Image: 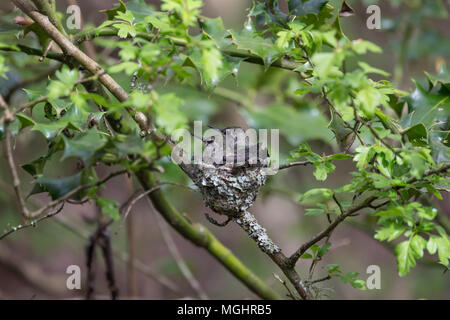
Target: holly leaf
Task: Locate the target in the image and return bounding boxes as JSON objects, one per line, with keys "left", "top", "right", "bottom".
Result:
{"left": 401, "top": 81, "right": 450, "bottom": 129}
{"left": 198, "top": 16, "right": 231, "bottom": 49}
{"left": 101, "top": 0, "right": 127, "bottom": 20}
{"left": 62, "top": 129, "right": 108, "bottom": 165}
{"left": 229, "top": 28, "right": 284, "bottom": 68}
{"left": 32, "top": 172, "right": 83, "bottom": 200}
{"left": 288, "top": 0, "right": 329, "bottom": 17}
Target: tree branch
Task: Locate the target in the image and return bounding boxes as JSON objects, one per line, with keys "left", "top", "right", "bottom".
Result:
{"left": 288, "top": 163, "right": 450, "bottom": 266}
{"left": 1, "top": 95, "right": 29, "bottom": 218}
{"left": 74, "top": 28, "right": 304, "bottom": 72}
{"left": 135, "top": 169, "right": 282, "bottom": 300}
{"left": 9, "top": 0, "right": 282, "bottom": 299}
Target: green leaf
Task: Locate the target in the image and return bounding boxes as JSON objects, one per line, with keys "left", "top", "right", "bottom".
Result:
{"left": 161, "top": 0, "right": 203, "bottom": 26}
{"left": 288, "top": 0, "right": 328, "bottom": 17}
{"left": 97, "top": 196, "right": 120, "bottom": 220}
{"left": 62, "top": 129, "right": 108, "bottom": 165}
{"left": 185, "top": 48, "right": 243, "bottom": 89}
{"left": 435, "top": 236, "right": 450, "bottom": 266}
{"left": 339, "top": 272, "right": 366, "bottom": 290}
{"left": 33, "top": 172, "right": 83, "bottom": 200}
{"left": 305, "top": 208, "right": 325, "bottom": 216}
{"left": 427, "top": 235, "right": 439, "bottom": 255}
{"left": 395, "top": 235, "right": 427, "bottom": 277}
{"left": 199, "top": 16, "right": 231, "bottom": 49}
{"left": 22, "top": 156, "right": 48, "bottom": 177}
{"left": 358, "top": 62, "right": 390, "bottom": 77}
{"left": 201, "top": 47, "right": 223, "bottom": 87}
{"left": 114, "top": 23, "right": 137, "bottom": 38}
{"left": 401, "top": 81, "right": 450, "bottom": 129}
{"left": 326, "top": 153, "right": 353, "bottom": 161}
{"left": 152, "top": 93, "right": 187, "bottom": 134}
{"left": 275, "top": 30, "right": 294, "bottom": 49}
{"left": 101, "top": 0, "right": 126, "bottom": 20}
{"left": 48, "top": 66, "right": 79, "bottom": 100}
{"left": 313, "top": 160, "right": 335, "bottom": 181}
{"left": 355, "top": 86, "right": 387, "bottom": 119}
{"left": 299, "top": 188, "right": 333, "bottom": 205}
{"left": 352, "top": 39, "right": 382, "bottom": 54}
{"left": 326, "top": 264, "right": 341, "bottom": 275}
{"left": 354, "top": 145, "right": 374, "bottom": 170}
{"left": 318, "top": 242, "right": 331, "bottom": 257}
{"left": 229, "top": 28, "right": 284, "bottom": 68}
{"left": 402, "top": 123, "right": 428, "bottom": 147}
{"left": 109, "top": 61, "right": 140, "bottom": 75}
{"left": 32, "top": 121, "right": 71, "bottom": 140}
{"left": 375, "top": 223, "right": 406, "bottom": 242}
{"left": 115, "top": 10, "right": 135, "bottom": 24}
{"left": 311, "top": 52, "right": 336, "bottom": 79}
{"left": 425, "top": 65, "right": 450, "bottom": 90}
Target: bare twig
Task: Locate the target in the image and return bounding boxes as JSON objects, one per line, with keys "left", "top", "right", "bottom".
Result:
{"left": 1, "top": 95, "right": 30, "bottom": 218}
{"left": 124, "top": 176, "right": 137, "bottom": 297}
{"left": 273, "top": 273, "right": 296, "bottom": 300}
{"left": 39, "top": 39, "right": 54, "bottom": 62}
{"left": 0, "top": 169, "right": 127, "bottom": 241}
{"left": 98, "top": 226, "right": 119, "bottom": 300}
{"left": 305, "top": 275, "right": 331, "bottom": 286}
{"left": 85, "top": 229, "right": 97, "bottom": 300}
{"left": 0, "top": 203, "right": 63, "bottom": 240}
{"left": 147, "top": 198, "right": 209, "bottom": 300}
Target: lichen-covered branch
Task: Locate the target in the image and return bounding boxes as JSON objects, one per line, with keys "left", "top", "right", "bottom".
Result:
{"left": 135, "top": 169, "right": 282, "bottom": 300}
{"left": 234, "top": 211, "right": 280, "bottom": 254}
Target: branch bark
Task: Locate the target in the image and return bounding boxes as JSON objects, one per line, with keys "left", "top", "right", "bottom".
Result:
{"left": 10, "top": 0, "right": 282, "bottom": 300}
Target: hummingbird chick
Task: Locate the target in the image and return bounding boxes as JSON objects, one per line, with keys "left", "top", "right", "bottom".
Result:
{"left": 180, "top": 125, "right": 270, "bottom": 218}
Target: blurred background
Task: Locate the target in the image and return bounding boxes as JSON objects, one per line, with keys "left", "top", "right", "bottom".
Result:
{"left": 0, "top": 0, "right": 449, "bottom": 299}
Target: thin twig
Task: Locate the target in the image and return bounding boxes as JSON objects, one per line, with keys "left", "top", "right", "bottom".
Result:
{"left": 273, "top": 273, "right": 296, "bottom": 300}
{"left": 39, "top": 39, "right": 54, "bottom": 62}
{"left": 1, "top": 95, "right": 29, "bottom": 218}
{"left": 98, "top": 226, "right": 119, "bottom": 300}
{"left": 305, "top": 275, "right": 331, "bottom": 286}
{"left": 147, "top": 197, "right": 209, "bottom": 300}
{"left": 0, "top": 203, "right": 64, "bottom": 240}
{"left": 0, "top": 169, "right": 128, "bottom": 241}
{"left": 288, "top": 164, "right": 450, "bottom": 266}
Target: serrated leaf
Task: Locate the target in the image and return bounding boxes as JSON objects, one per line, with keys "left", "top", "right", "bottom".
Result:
{"left": 229, "top": 29, "right": 283, "bottom": 68}
{"left": 400, "top": 81, "right": 450, "bottom": 129}
{"left": 101, "top": 0, "right": 127, "bottom": 20}
{"left": 33, "top": 172, "right": 83, "bottom": 200}
{"left": 299, "top": 188, "right": 333, "bottom": 205}
{"left": 375, "top": 223, "right": 406, "bottom": 242}
{"left": 62, "top": 129, "right": 107, "bottom": 165}
{"left": 305, "top": 208, "right": 325, "bottom": 216}
{"left": 97, "top": 196, "right": 120, "bottom": 220}
{"left": 395, "top": 235, "right": 427, "bottom": 277}
{"left": 288, "top": 0, "right": 328, "bottom": 17}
